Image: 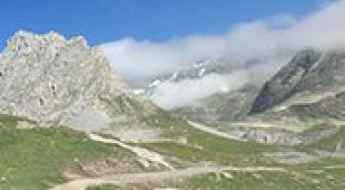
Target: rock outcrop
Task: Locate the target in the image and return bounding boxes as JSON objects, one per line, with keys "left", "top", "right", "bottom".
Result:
{"left": 0, "top": 31, "right": 159, "bottom": 130}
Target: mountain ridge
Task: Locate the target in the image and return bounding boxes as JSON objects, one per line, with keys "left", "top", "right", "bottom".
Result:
{"left": 250, "top": 47, "right": 345, "bottom": 124}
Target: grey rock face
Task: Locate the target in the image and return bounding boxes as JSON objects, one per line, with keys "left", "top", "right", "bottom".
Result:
{"left": 0, "top": 31, "right": 158, "bottom": 130}
{"left": 250, "top": 49, "right": 322, "bottom": 114}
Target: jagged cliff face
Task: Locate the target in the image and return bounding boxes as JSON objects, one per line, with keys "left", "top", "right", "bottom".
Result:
{"left": 0, "top": 31, "right": 158, "bottom": 130}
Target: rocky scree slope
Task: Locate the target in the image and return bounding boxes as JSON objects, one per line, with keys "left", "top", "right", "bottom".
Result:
{"left": 0, "top": 31, "right": 160, "bottom": 131}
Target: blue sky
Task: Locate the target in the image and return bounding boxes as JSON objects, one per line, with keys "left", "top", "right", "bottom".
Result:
{"left": 0, "top": 0, "right": 324, "bottom": 50}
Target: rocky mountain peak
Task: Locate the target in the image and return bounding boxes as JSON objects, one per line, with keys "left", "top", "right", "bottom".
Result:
{"left": 5, "top": 31, "right": 64, "bottom": 56}
{"left": 0, "top": 31, "right": 156, "bottom": 130}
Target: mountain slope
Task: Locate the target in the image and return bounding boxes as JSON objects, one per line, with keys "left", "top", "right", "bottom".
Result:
{"left": 0, "top": 31, "right": 168, "bottom": 136}
{"left": 0, "top": 115, "right": 142, "bottom": 190}
{"left": 206, "top": 48, "right": 345, "bottom": 146}
{"left": 173, "top": 84, "right": 261, "bottom": 123}
{"left": 251, "top": 48, "right": 345, "bottom": 119}
{"left": 250, "top": 49, "right": 322, "bottom": 114}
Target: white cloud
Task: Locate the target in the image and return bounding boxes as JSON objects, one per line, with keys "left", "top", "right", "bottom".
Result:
{"left": 100, "top": 35, "right": 232, "bottom": 80}
{"left": 100, "top": 0, "right": 345, "bottom": 108}
{"left": 148, "top": 55, "right": 291, "bottom": 109}
{"left": 150, "top": 72, "right": 249, "bottom": 109}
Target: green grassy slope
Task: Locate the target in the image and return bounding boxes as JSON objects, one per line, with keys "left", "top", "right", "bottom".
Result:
{"left": 0, "top": 115, "right": 136, "bottom": 190}
{"left": 137, "top": 123, "right": 278, "bottom": 166}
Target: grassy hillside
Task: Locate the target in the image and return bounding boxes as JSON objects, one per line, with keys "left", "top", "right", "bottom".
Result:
{"left": 0, "top": 115, "right": 137, "bottom": 190}
{"left": 137, "top": 125, "right": 278, "bottom": 166}
{"left": 2, "top": 113, "right": 345, "bottom": 190}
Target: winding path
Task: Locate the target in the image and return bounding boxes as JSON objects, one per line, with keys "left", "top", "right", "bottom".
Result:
{"left": 49, "top": 131, "right": 287, "bottom": 190}
{"left": 50, "top": 165, "right": 286, "bottom": 190}
{"left": 187, "top": 120, "right": 244, "bottom": 141}
{"left": 87, "top": 133, "right": 174, "bottom": 170}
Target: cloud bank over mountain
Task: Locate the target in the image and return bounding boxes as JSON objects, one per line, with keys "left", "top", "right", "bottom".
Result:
{"left": 100, "top": 0, "right": 345, "bottom": 109}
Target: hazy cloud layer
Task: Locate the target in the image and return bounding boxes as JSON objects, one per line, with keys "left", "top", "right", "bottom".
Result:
{"left": 100, "top": 0, "right": 345, "bottom": 109}
{"left": 149, "top": 55, "right": 292, "bottom": 109}
{"left": 150, "top": 72, "right": 249, "bottom": 109}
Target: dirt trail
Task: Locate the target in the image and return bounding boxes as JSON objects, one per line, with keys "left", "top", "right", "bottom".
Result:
{"left": 50, "top": 131, "right": 287, "bottom": 190}
{"left": 229, "top": 122, "right": 304, "bottom": 132}
{"left": 50, "top": 165, "right": 286, "bottom": 190}
{"left": 187, "top": 120, "right": 243, "bottom": 141}
{"left": 87, "top": 133, "right": 174, "bottom": 170}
